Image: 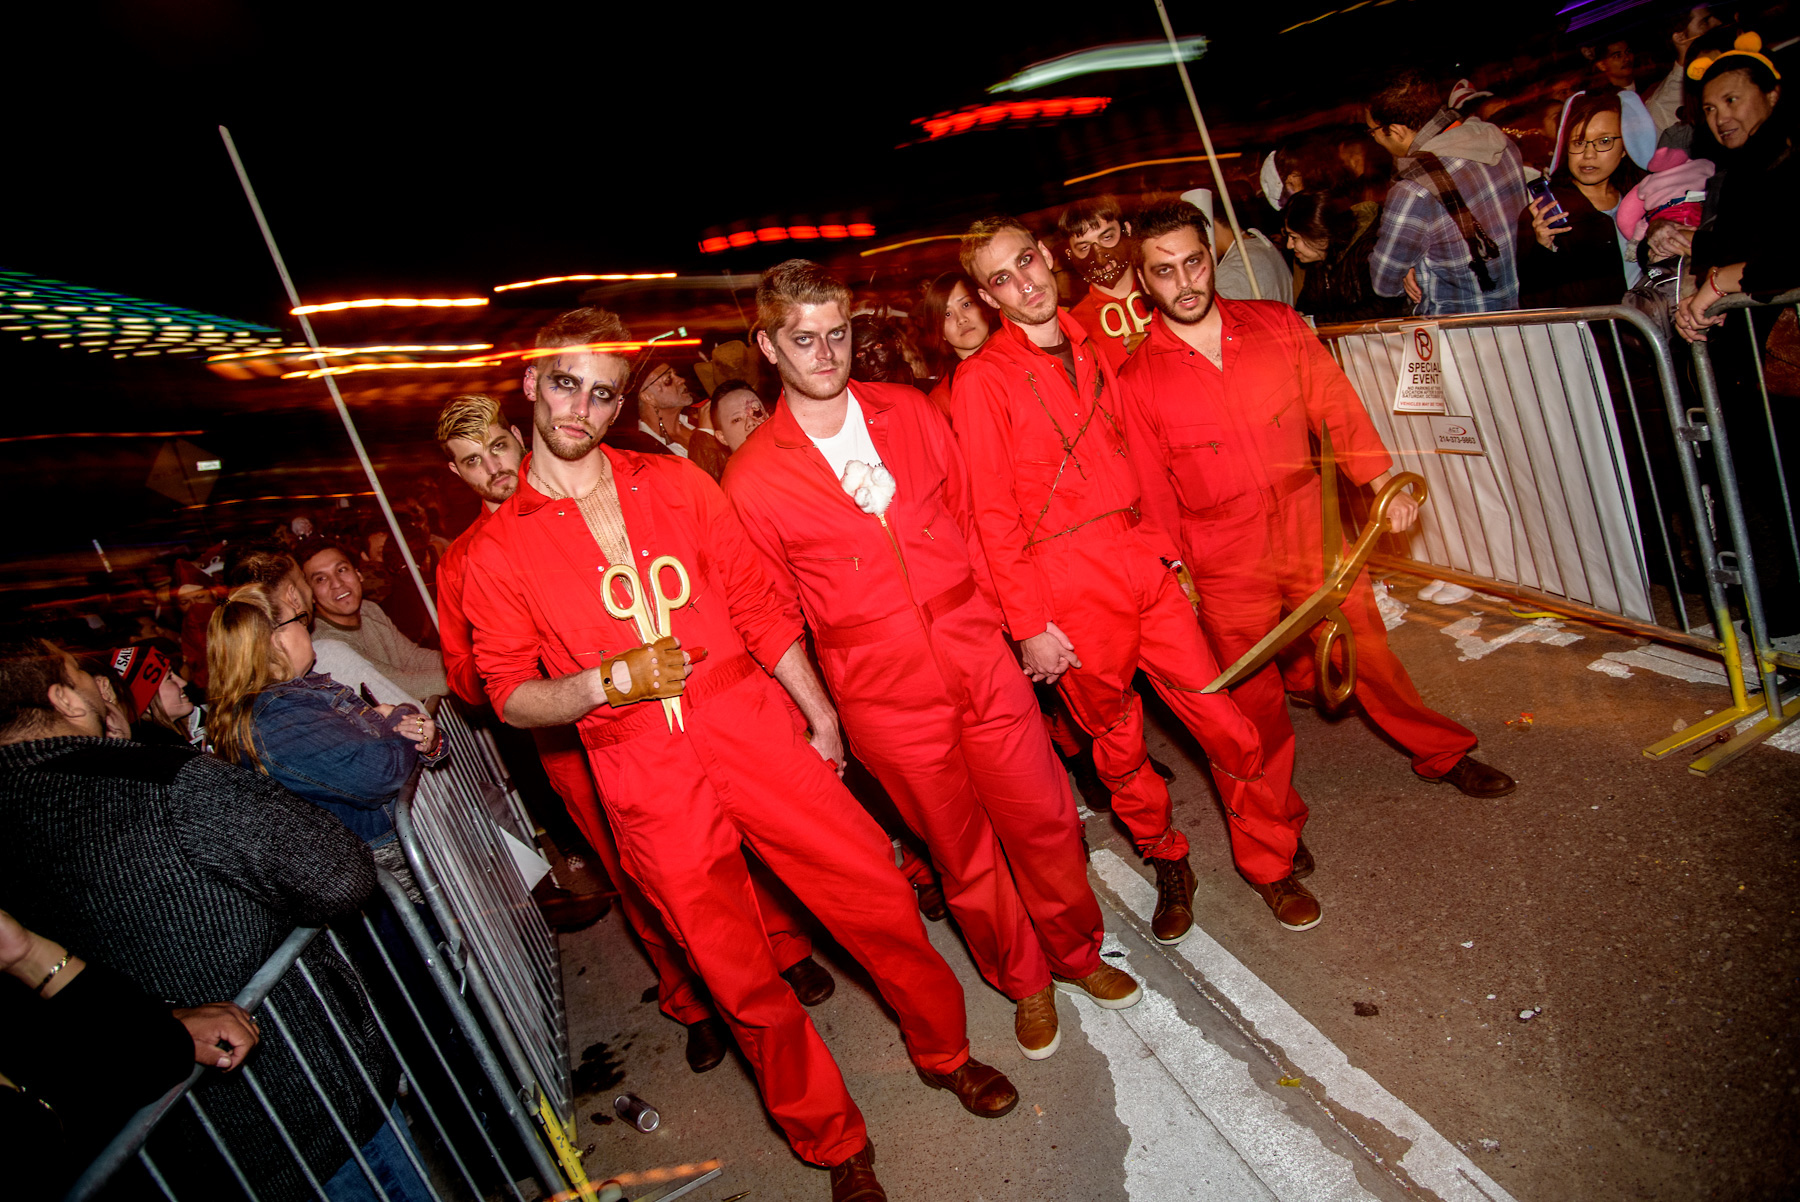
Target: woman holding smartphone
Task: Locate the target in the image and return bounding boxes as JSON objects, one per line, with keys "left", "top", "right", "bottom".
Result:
{"left": 1517, "top": 88, "right": 1654, "bottom": 308}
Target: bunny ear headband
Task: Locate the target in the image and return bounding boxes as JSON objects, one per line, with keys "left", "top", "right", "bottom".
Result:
{"left": 1688, "top": 31, "right": 1782, "bottom": 81}
{"left": 1547, "top": 88, "right": 1657, "bottom": 176}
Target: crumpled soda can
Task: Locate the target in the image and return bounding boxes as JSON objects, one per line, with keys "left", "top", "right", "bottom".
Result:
{"left": 614, "top": 1092, "right": 660, "bottom": 1133}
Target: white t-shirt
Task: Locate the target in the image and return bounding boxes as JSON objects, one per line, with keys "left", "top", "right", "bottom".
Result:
{"left": 808, "top": 390, "right": 885, "bottom": 479}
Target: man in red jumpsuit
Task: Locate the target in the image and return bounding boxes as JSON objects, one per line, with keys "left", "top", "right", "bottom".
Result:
{"left": 723, "top": 260, "right": 1141, "bottom": 1063}
{"left": 952, "top": 216, "right": 1281, "bottom": 943}
{"left": 1061, "top": 196, "right": 1153, "bottom": 372}
{"left": 433, "top": 394, "right": 833, "bottom": 1076}
{"left": 462, "top": 308, "right": 1017, "bottom": 1202}
{"left": 1119, "top": 201, "right": 1515, "bottom": 922}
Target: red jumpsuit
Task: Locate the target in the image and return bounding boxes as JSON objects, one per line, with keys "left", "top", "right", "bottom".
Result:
{"left": 1120, "top": 303, "right": 1476, "bottom": 843}
{"left": 440, "top": 513, "right": 813, "bottom": 1027}
{"left": 950, "top": 311, "right": 1273, "bottom": 863}
{"left": 463, "top": 448, "right": 970, "bottom": 1167}
{"left": 1069, "top": 287, "right": 1153, "bottom": 373}
{"left": 722, "top": 382, "right": 1104, "bottom": 1001}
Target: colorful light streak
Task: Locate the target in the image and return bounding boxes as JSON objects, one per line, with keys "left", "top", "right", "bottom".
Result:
{"left": 289, "top": 298, "right": 489, "bottom": 315}
{"left": 493, "top": 273, "right": 678, "bottom": 292}
{"left": 698, "top": 224, "right": 875, "bottom": 254}
{"left": 208, "top": 343, "right": 494, "bottom": 362}
{"left": 988, "top": 37, "right": 1206, "bottom": 93}
{"left": 1062, "top": 152, "right": 1241, "bottom": 186}
{"left": 859, "top": 234, "right": 964, "bottom": 258}
{"left": 0, "top": 271, "right": 281, "bottom": 358}
{"left": 280, "top": 339, "right": 701, "bottom": 380}
{"left": 912, "top": 97, "right": 1110, "bottom": 140}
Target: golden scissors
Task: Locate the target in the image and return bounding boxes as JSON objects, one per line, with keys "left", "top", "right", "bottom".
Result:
{"left": 1203, "top": 424, "right": 1426, "bottom": 709}
{"left": 602, "top": 555, "right": 692, "bottom": 731}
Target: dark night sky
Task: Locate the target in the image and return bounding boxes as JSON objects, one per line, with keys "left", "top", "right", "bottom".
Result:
{"left": 4, "top": 1, "right": 1578, "bottom": 323}
{"left": 2, "top": 0, "right": 1615, "bottom": 577}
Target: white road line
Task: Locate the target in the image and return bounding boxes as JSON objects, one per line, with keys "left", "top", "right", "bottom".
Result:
{"left": 1093, "top": 850, "right": 1520, "bottom": 1202}
{"left": 1069, "top": 933, "right": 1376, "bottom": 1202}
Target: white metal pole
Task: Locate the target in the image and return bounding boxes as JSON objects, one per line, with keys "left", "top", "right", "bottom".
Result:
{"left": 219, "top": 126, "right": 439, "bottom": 630}
{"left": 1150, "top": 0, "right": 1263, "bottom": 300}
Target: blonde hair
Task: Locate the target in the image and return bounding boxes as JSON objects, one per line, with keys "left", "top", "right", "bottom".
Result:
{"left": 205, "top": 583, "right": 294, "bottom": 771}
{"left": 960, "top": 215, "right": 1038, "bottom": 278}
{"left": 436, "top": 393, "right": 505, "bottom": 452}
{"left": 756, "top": 259, "right": 853, "bottom": 335}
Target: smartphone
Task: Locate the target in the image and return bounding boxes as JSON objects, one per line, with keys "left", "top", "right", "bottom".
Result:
{"left": 1526, "top": 177, "right": 1570, "bottom": 228}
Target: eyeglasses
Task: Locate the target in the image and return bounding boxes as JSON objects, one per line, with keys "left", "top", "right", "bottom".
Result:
{"left": 272, "top": 610, "right": 314, "bottom": 634}
{"left": 1569, "top": 134, "right": 1621, "bottom": 154}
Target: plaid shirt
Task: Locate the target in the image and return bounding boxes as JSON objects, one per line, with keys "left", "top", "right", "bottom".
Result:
{"left": 1368, "top": 136, "right": 1529, "bottom": 315}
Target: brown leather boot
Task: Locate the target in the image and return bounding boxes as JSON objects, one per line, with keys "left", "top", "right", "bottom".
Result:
{"left": 683, "top": 1017, "right": 730, "bottom": 1074}
{"left": 1151, "top": 854, "right": 1197, "bottom": 945}
{"left": 828, "top": 1142, "right": 886, "bottom": 1201}
{"left": 916, "top": 1057, "right": 1019, "bottom": 1118}
{"left": 915, "top": 879, "right": 949, "bottom": 921}
{"left": 1247, "top": 875, "right": 1323, "bottom": 931}
{"left": 1053, "top": 963, "right": 1142, "bottom": 1010}
{"left": 1291, "top": 837, "right": 1315, "bottom": 880}
{"left": 780, "top": 955, "right": 836, "bottom": 1006}
{"left": 1014, "top": 986, "right": 1061, "bottom": 1060}
{"left": 1425, "top": 755, "right": 1517, "bottom": 798}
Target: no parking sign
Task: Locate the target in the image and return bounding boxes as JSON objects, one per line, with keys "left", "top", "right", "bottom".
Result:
{"left": 1391, "top": 322, "right": 1447, "bottom": 415}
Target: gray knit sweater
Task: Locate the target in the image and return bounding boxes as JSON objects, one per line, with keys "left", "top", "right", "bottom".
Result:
{"left": 0, "top": 736, "right": 392, "bottom": 1200}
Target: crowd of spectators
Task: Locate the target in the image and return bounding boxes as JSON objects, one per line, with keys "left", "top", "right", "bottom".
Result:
{"left": 2, "top": 5, "right": 1796, "bottom": 1197}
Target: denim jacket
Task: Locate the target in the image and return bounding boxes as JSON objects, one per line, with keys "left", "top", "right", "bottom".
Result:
{"left": 251, "top": 672, "right": 448, "bottom": 845}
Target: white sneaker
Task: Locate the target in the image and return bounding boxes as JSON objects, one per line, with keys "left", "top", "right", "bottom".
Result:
{"left": 1418, "top": 580, "right": 1446, "bottom": 601}
{"left": 1432, "top": 583, "right": 1476, "bottom": 605}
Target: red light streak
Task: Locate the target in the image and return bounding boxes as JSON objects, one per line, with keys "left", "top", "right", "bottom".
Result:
{"left": 913, "top": 97, "right": 1111, "bottom": 140}
{"left": 493, "top": 273, "right": 677, "bottom": 293}
{"left": 698, "top": 223, "right": 876, "bottom": 253}
{"left": 290, "top": 297, "right": 488, "bottom": 315}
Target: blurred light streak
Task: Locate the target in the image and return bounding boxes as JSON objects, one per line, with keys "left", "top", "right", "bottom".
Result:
{"left": 860, "top": 234, "right": 964, "bottom": 258}
{"left": 699, "top": 224, "right": 874, "bottom": 253}
{"left": 289, "top": 298, "right": 489, "bottom": 315}
{"left": 182, "top": 491, "right": 376, "bottom": 510}
{"left": 0, "top": 430, "right": 205, "bottom": 443}
{"left": 494, "top": 272, "right": 677, "bottom": 292}
{"left": 1063, "top": 152, "right": 1240, "bottom": 186}
{"left": 988, "top": 36, "right": 1206, "bottom": 92}
{"left": 913, "top": 97, "right": 1110, "bottom": 140}
{"left": 280, "top": 339, "right": 701, "bottom": 379}
{"left": 209, "top": 343, "right": 493, "bottom": 362}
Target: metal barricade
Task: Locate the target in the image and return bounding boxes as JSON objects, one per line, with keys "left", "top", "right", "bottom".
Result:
{"left": 64, "top": 870, "right": 564, "bottom": 1202}
{"left": 1314, "top": 302, "right": 1795, "bottom": 774}
{"left": 403, "top": 711, "right": 584, "bottom": 1188}
{"left": 1645, "top": 288, "right": 1800, "bottom": 769}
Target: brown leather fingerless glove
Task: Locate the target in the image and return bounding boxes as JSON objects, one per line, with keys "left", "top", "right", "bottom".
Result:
{"left": 600, "top": 637, "right": 690, "bottom": 708}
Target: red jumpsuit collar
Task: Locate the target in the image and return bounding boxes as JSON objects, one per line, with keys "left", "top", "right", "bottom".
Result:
{"left": 768, "top": 385, "right": 897, "bottom": 451}
{"left": 1141, "top": 298, "right": 1244, "bottom": 359}
{"left": 511, "top": 445, "right": 644, "bottom": 515}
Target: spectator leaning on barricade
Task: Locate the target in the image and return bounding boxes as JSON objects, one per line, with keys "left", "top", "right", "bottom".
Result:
{"left": 1518, "top": 88, "right": 1655, "bottom": 308}
{"left": 1366, "top": 69, "right": 1531, "bottom": 314}
{"left": 0, "top": 639, "right": 430, "bottom": 1202}
{"left": 228, "top": 546, "right": 425, "bottom": 711}
{"left": 300, "top": 538, "right": 448, "bottom": 705}
{"left": 1283, "top": 189, "right": 1411, "bottom": 324}
{"left": 207, "top": 582, "right": 446, "bottom": 878}
{"left": 1673, "top": 32, "right": 1800, "bottom": 640}
{"left": 1, "top": 907, "right": 260, "bottom": 1198}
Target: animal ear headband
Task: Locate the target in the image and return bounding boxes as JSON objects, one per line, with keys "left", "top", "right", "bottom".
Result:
{"left": 1688, "top": 31, "right": 1782, "bottom": 81}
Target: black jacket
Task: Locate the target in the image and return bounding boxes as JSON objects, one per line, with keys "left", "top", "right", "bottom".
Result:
{"left": 1517, "top": 179, "right": 1630, "bottom": 310}
{"left": 0, "top": 738, "right": 385, "bottom": 1201}
{"left": 1693, "top": 117, "right": 1800, "bottom": 295}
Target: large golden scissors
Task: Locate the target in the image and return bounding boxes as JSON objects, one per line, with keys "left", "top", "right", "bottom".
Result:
{"left": 602, "top": 555, "right": 692, "bottom": 731}
{"left": 1203, "top": 425, "right": 1426, "bottom": 709}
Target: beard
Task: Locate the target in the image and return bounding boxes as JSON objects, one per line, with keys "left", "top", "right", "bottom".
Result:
{"left": 779, "top": 355, "right": 851, "bottom": 401}
{"left": 1076, "top": 241, "right": 1137, "bottom": 290}
{"left": 1153, "top": 283, "right": 1217, "bottom": 326}
{"left": 534, "top": 408, "right": 606, "bottom": 461}
{"left": 474, "top": 469, "right": 519, "bottom": 503}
